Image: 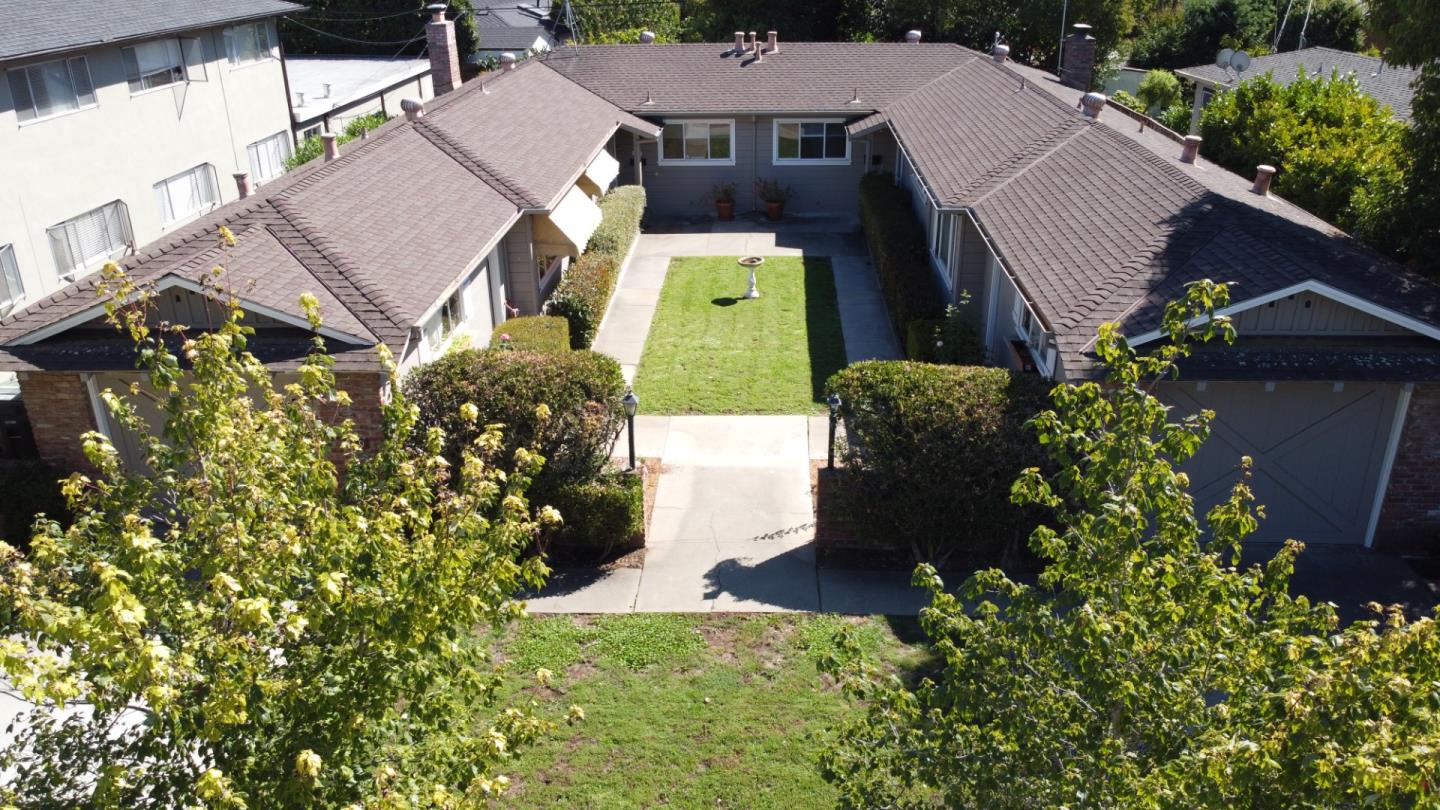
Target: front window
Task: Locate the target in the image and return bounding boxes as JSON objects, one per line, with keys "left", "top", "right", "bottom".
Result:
{"left": 226, "top": 22, "right": 276, "bottom": 67}
{"left": 46, "top": 200, "right": 132, "bottom": 280}
{"left": 6, "top": 57, "right": 95, "bottom": 123}
{"left": 122, "top": 39, "right": 186, "bottom": 92}
{"left": 774, "top": 120, "right": 849, "bottom": 163}
{"left": 154, "top": 164, "right": 219, "bottom": 226}
{"left": 0, "top": 244, "right": 24, "bottom": 310}
{"left": 247, "top": 131, "right": 292, "bottom": 183}
{"left": 931, "top": 211, "right": 955, "bottom": 283}
{"left": 659, "top": 120, "right": 734, "bottom": 164}
{"left": 426, "top": 289, "right": 465, "bottom": 348}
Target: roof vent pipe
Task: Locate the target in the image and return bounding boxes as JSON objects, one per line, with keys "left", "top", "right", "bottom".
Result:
{"left": 401, "top": 97, "right": 425, "bottom": 121}
{"left": 233, "top": 172, "right": 252, "bottom": 200}
{"left": 905, "top": 30, "right": 922, "bottom": 43}
{"left": 748, "top": 31, "right": 757, "bottom": 52}
{"left": 296, "top": 91, "right": 304, "bottom": 106}
{"left": 1079, "top": 91, "right": 1106, "bottom": 118}
{"left": 1180, "top": 135, "right": 1202, "bottom": 163}
{"left": 1252, "top": 164, "right": 1276, "bottom": 195}
{"left": 323, "top": 82, "right": 332, "bottom": 98}
{"left": 500, "top": 52, "right": 517, "bottom": 71}
{"left": 639, "top": 30, "right": 655, "bottom": 43}
{"left": 321, "top": 132, "right": 339, "bottom": 162}
{"left": 734, "top": 31, "right": 745, "bottom": 53}
{"left": 992, "top": 43, "right": 1010, "bottom": 62}
{"left": 766, "top": 30, "right": 778, "bottom": 53}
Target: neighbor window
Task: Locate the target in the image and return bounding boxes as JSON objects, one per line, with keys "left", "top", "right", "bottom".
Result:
{"left": 154, "top": 164, "right": 219, "bottom": 225}
{"left": 47, "top": 200, "right": 132, "bottom": 280}
{"left": 659, "top": 120, "right": 734, "bottom": 164}
{"left": 774, "top": 120, "right": 849, "bottom": 163}
{"left": 931, "top": 211, "right": 955, "bottom": 282}
{"left": 122, "top": 39, "right": 186, "bottom": 92}
{"left": 0, "top": 244, "right": 23, "bottom": 310}
{"left": 226, "top": 22, "right": 276, "bottom": 67}
{"left": 6, "top": 57, "right": 95, "bottom": 122}
{"left": 425, "top": 289, "right": 465, "bottom": 347}
{"left": 247, "top": 131, "right": 292, "bottom": 182}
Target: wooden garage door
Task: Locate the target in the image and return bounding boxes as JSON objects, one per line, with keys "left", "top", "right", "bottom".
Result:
{"left": 1160, "top": 382, "right": 1401, "bottom": 544}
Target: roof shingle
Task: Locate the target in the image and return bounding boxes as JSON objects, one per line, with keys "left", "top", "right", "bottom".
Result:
{"left": 0, "top": 0, "right": 303, "bottom": 62}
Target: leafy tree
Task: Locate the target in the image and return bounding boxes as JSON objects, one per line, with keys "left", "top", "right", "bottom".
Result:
{"left": 1273, "top": 0, "right": 1364, "bottom": 51}
{"left": 821, "top": 280, "right": 1440, "bottom": 808}
{"left": 1199, "top": 70, "right": 1409, "bottom": 250}
{"left": 563, "top": 0, "right": 683, "bottom": 43}
{"left": 1131, "top": 0, "right": 1274, "bottom": 69}
{"left": 1158, "top": 99, "right": 1194, "bottom": 131}
{"left": 0, "top": 233, "right": 567, "bottom": 807}
{"left": 285, "top": 112, "right": 391, "bottom": 171}
{"left": 281, "top": 1, "right": 480, "bottom": 60}
{"left": 1136, "top": 67, "right": 1181, "bottom": 111}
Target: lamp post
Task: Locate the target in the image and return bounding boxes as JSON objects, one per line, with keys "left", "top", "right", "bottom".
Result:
{"left": 826, "top": 393, "right": 842, "bottom": 470}
{"left": 622, "top": 389, "right": 639, "bottom": 471}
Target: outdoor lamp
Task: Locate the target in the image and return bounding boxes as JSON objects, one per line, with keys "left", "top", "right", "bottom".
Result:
{"left": 826, "top": 393, "right": 842, "bottom": 470}
{"left": 622, "top": 389, "right": 640, "bottom": 470}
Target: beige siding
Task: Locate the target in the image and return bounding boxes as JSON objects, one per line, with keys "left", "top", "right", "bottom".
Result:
{"left": 504, "top": 216, "right": 540, "bottom": 315}
{"left": 1232, "top": 291, "right": 1410, "bottom": 337}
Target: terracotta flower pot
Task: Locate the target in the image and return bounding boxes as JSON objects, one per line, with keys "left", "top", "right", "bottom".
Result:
{"left": 716, "top": 200, "right": 734, "bottom": 221}
{"left": 764, "top": 201, "right": 783, "bottom": 221}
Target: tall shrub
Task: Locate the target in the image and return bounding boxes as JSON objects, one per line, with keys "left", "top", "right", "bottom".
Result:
{"left": 585, "top": 185, "right": 646, "bottom": 260}
{"left": 550, "top": 185, "right": 647, "bottom": 348}
{"left": 858, "top": 173, "right": 947, "bottom": 340}
{"left": 826, "top": 361, "right": 1049, "bottom": 566}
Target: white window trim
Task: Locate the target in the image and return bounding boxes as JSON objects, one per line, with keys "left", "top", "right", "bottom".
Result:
{"left": 0, "top": 244, "right": 24, "bottom": 312}
{"left": 9, "top": 57, "right": 98, "bottom": 125}
{"left": 772, "top": 118, "right": 851, "bottom": 166}
{"left": 122, "top": 39, "right": 188, "bottom": 96}
{"left": 657, "top": 119, "right": 737, "bottom": 166}
{"left": 929, "top": 210, "right": 955, "bottom": 290}
{"left": 154, "top": 163, "right": 220, "bottom": 228}
{"left": 225, "top": 21, "right": 278, "bottom": 69}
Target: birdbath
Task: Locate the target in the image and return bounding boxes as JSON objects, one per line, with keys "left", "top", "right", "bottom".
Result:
{"left": 738, "top": 256, "right": 764, "bottom": 299}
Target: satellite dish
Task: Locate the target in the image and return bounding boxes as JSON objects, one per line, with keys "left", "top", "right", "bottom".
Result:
{"left": 1231, "top": 50, "right": 1251, "bottom": 73}
{"left": 1216, "top": 48, "right": 1234, "bottom": 69}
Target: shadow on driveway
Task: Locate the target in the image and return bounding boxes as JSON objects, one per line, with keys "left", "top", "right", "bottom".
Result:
{"left": 1241, "top": 543, "right": 1437, "bottom": 623}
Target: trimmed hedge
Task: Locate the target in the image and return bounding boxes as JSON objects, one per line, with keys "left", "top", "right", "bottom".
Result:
{"left": 549, "top": 470, "right": 644, "bottom": 549}
{"left": 0, "top": 461, "right": 70, "bottom": 552}
{"left": 491, "top": 316, "right": 570, "bottom": 353}
{"left": 904, "top": 307, "right": 985, "bottom": 365}
{"left": 826, "top": 361, "right": 1049, "bottom": 567}
{"left": 858, "top": 172, "right": 948, "bottom": 339}
{"left": 402, "top": 348, "right": 625, "bottom": 496}
{"left": 549, "top": 185, "right": 647, "bottom": 349}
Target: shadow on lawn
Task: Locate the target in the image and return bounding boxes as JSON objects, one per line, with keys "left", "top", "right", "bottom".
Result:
{"left": 803, "top": 256, "right": 847, "bottom": 404}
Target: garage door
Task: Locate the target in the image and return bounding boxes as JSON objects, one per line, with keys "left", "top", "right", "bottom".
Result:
{"left": 1160, "top": 382, "right": 1402, "bottom": 544}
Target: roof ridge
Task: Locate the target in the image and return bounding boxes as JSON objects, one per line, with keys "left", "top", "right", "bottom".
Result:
{"left": 412, "top": 119, "right": 540, "bottom": 207}
{"left": 952, "top": 118, "right": 1087, "bottom": 205}
{"left": 964, "top": 121, "right": 1091, "bottom": 207}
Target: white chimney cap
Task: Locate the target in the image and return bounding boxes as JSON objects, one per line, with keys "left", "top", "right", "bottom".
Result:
{"left": 639, "top": 30, "right": 656, "bottom": 43}
{"left": 905, "top": 30, "right": 922, "bottom": 43}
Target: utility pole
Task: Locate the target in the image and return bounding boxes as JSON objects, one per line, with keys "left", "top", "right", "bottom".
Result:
{"left": 1057, "top": 0, "right": 1069, "bottom": 73}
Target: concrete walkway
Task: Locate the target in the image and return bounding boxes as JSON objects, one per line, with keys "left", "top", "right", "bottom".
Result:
{"left": 528, "top": 217, "right": 922, "bottom": 613}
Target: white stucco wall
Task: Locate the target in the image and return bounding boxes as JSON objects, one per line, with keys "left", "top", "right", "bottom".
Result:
{"left": 0, "top": 21, "right": 292, "bottom": 312}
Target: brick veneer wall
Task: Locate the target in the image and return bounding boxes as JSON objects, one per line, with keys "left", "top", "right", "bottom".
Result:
{"left": 332, "top": 372, "right": 387, "bottom": 451}
{"left": 1375, "top": 384, "right": 1440, "bottom": 555}
{"left": 18, "top": 372, "right": 98, "bottom": 472}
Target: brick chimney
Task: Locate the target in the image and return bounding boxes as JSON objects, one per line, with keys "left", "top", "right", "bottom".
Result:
{"left": 233, "top": 172, "right": 252, "bottom": 199}
{"left": 321, "top": 132, "right": 338, "bottom": 162}
{"left": 425, "top": 3, "right": 462, "bottom": 95}
{"left": 1059, "top": 23, "right": 1096, "bottom": 90}
{"left": 905, "top": 30, "right": 922, "bottom": 43}
{"left": 401, "top": 97, "right": 425, "bottom": 121}
{"left": 1252, "top": 164, "right": 1276, "bottom": 195}
{"left": 1180, "top": 135, "right": 1202, "bottom": 163}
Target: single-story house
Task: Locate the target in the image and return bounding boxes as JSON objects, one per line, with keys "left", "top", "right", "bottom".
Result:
{"left": 1, "top": 25, "right": 1437, "bottom": 553}
{"left": 1177, "top": 46, "right": 1421, "bottom": 133}
{"left": 286, "top": 55, "right": 434, "bottom": 141}
{"left": 471, "top": 0, "right": 559, "bottom": 61}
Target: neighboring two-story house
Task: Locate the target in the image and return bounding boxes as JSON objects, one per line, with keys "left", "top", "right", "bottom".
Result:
{"left": 0, "top": 0, "right": 302, "bottom": 318}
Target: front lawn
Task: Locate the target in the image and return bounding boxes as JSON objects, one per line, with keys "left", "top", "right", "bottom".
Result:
{"left": 632, "top": 256, "right": 847, "bottom": 414}
{"left": 485, "top": 613, "right": 930, "bottom": 808}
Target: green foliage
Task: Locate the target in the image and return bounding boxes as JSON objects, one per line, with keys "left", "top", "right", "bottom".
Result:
{"left": 548, "top": 253, "right": 620, "bottom": 349}
{"left": 584, "top": 185, "right": 646, "bottom": 260}
{"left": 402, "top": 346, "right": 625, "bottom": 502}
{"left": 1136, "top": 68, "right": 1181, "bottom": 112}
{"left": 546, "top": 470, "right": 644, "bottom": 549}
{"left": 754, "top": 178, "right": 794, "bottom": 204}
{"left": 1200, "top": 71, "right": 1409, "bottom": 249}
{"left": 793, "top": 615, "right": 890, "bottom": 662}
{"left": 283, "top": 1, "right": 481, "bottom": 60}
{"left": 1130, "top": 0, "right": 1273, "bottom": 69}
{"left": 826, "top": 361, "right": 1049, "bottom": 566}
{"left": 506, "top": 615, "right": 591, "bottom": 674}
{"left": 285, "top": 112, "right": 391, "bottom": 171}
{"left": 904, "top": 304, "right": 985, "bottom": 365}
{"left": 1109, "top": 89, "right": 1146, "bottom": 113}
{"left": 821, "top": 281, "right": 1440, "bottom": 807}
{"left": 0, "top": 242, "right": 558, "bottom": 807}
{"left": 564, "top": 0, "right": 683, "bottom": 42}
{"left": 0, "top": 461, "right": 70, "bottom": 553}
{"left": 492, "top": 315, "right": 571, "bottom": 353}
{"left": 858, "top": 173, "right": 947, "bottom": 338}
{"left": 1157, "top": 100, "right": 1194, "bottom": 132}
{"left": 1274, "top": 0, "right": 1364, "bottom": 51}
{"left": 505, "top": 615, "right": 704, "bottom": 676}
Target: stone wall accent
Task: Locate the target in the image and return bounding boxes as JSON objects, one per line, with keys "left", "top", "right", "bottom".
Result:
{"left": 1375, "top": 384, "right": 1440, "bottom": 554}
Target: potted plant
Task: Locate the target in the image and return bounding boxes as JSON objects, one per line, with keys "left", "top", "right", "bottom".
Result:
{"left": 709, "top": 182, "right": 736, "bottom": 221}
{"left": 755, "top": 178, "right": 793, "bottom": 221}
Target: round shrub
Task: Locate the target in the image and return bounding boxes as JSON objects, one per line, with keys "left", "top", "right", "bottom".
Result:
{"left": 491, "top": 315, "right": 570, "bottom": 353}
{"left": 826, "top": 361, "right": 1050, "bottom": 567}
{"left": 548, "top": 470, "right": 644, "bottom": 550}
{"left": 403, "top": 348, "right": 625, "bottom": 497}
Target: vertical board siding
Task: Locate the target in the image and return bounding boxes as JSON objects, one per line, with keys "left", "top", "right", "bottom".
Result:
{"left": 503, "top": 217, "right": 539, "bottom": 315}
{"left": 1233, "top": 291, "right": 1409, "bottom": 337}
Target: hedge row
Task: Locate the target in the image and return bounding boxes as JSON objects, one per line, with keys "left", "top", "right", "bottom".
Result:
{"left": 826, "top": 361, "right": 1049, "bottom": 567}
{"left": 549, "top": 185, "right": 646, "bottom": 349}
{"left": 904, "top": 307, "right": 985, "bottom": 365}
{"left": 548, "top": 470, "right": 644, "bottom": 550}
{"left": 491, "top": 315, "right": 570, "bottom": 353}
{"left": 858, "top": 173, "right": 948, "bottom": 345}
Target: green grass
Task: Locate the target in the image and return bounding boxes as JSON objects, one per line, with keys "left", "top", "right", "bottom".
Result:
{"left": 484, "top": 613, "right": 930, "bottom": 808}
{"left": 632, "top": 256, "right": 848, "bottom": 414}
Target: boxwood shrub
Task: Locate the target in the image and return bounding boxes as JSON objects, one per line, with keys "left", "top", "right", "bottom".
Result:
{"left": 826, "top": 360, "right": 1049, "bottom": 567}
{"left": 585, "top": 185, "right": 646, "bottom": 260}
{"left": 402, "top": 348, "right": 625, "bottom": 498}
{"left": 491, "top": 315, "right": 570, "bottom": 353}
{"left": 548, "top": 470, "right": 644, "bottom": 550}
{"left": 858, "top": 172, "right": 947, "bottom": 338}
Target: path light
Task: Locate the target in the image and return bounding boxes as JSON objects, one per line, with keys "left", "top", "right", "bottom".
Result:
{"left": 827, "top": 393, "right": 842, "bottom": 470}
{"left": 738, "top": 256, "right": 764, "bottom": 299}
{"left": 622, "top": 389, "right": 640, "bottom": 471}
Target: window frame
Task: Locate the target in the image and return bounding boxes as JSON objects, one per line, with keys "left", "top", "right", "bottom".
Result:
{"left": 930, "top": 210, "right": 956, "bottom": 288}
{"left": 153, "top": 163, "right": 220, "bottom": 227}
{"left": 6, "top": 57, "right": 97, "bottom": 124}
{"left": 46, "top": 200, "right": 133, "bottom": 281}
{"left": 0, "top": 244, "right": 24, "bottom": 311}
{"left": 772, "top": 118, "right": 851, "bottom": 165}
{"left": 121, "top": 38, "right": 188, "bottom": 94}
{"left": 426, "top": 288, "right": 466, "bottom": 349}
{"left": 657, "top": 119, "right": 736, "bottom": 166}
{"left": 246, "top": 130, "right": 292, "bottom": 183}
{"left": 225, "top": 21, "right": 277, "bottom": 68}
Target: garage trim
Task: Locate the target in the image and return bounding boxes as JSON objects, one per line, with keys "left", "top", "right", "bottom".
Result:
{"left": 1364, "top": 382, "right": 1414, "bottom": 548}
